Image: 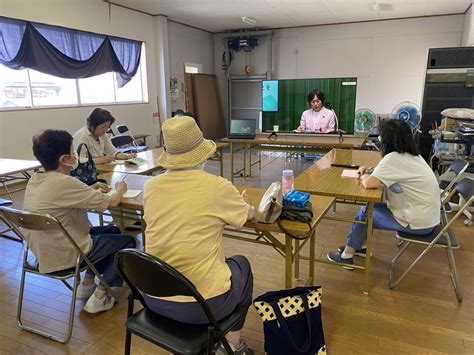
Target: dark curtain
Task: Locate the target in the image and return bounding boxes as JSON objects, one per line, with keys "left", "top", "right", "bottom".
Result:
{"left": 0, "top": 16, "right": 142, "bottom": 87}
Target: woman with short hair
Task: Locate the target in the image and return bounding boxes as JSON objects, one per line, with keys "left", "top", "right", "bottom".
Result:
{"left": 294, "top": 89, "right": 336, "bottom": 133}
{"left": 73, "top": 107, "right": 135, "bottom": 164}
{"left": 24, "top": 129, "right": 136, "bottom": 313}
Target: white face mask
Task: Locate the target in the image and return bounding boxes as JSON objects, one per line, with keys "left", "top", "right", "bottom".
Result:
{"left": 62, "top": 151, "right": 79, "bottom": 170}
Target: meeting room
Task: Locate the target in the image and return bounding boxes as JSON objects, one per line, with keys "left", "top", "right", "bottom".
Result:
{"left": 1, "top": 0, "right": 473, "bottom": 354}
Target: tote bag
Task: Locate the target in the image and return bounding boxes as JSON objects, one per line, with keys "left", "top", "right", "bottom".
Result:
{"left": 253, "top": 286, "right": 326, "bottom": 355}
{"left": 70, "top": 143, "right": 98, "bottom": 185}
{"left": 256, "top": 182, "right": 283, "bottom": 223}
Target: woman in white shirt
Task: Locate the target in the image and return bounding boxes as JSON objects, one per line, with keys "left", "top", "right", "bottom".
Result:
{"left": 294, "top": 89, "right": 336, "bottom": 133}
{"left": 327, "top": 120, "right": 440, "bottom": 269}
{"left": 73, "top": 108, "right": 135, "bottom": 164}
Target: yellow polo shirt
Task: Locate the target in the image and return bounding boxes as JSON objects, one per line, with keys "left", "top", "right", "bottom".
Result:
{"left": 144, "top": 169, "right": 251, "bottom": 301}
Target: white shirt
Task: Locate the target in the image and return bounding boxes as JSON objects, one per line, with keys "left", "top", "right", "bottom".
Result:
{"left": 295, "top": 107, "right": 336, "bottom": 132}
{"left": 372, "top": 152, "right": 440, "bottom": 229}
{"left": 73, "top": 125, "right": 118, "bottom": 158}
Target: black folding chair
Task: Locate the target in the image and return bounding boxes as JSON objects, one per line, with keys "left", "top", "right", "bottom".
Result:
{"left": 115, "top": 249, "right": 241, "bottom": 355}
{"left": 389, "top": 178, "right": 474, "bottom": 302}
{"left": 111, "top": 135, "right": 142, "bottom": 154}
{"left": 0, "top": 206, "right": 115, "bottom": 343}
{"left": 115, "top": 124, "right": 148, "bottom": 151}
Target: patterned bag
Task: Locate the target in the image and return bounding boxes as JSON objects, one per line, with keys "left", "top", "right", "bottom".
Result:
{"left": 70, "top": 143, "right": 98, "bottom": 185}
{"left": 253, "top": 286, "right": 326, "bottom": 355}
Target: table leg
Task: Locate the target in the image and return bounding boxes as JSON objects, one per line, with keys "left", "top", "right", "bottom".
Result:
{"left": 249, "top": 147, "right": 252, "bottom": 177}
{"left": 219, "top": 147, "right": 224, "bottom": 177}
{"left": 364, "top": 202, "right": 374, "bottom": 294}
{"left": 285, "top": 235, "right": 293, "bottom": 288}
{"left": 309, "top": 228, "right": 315, "bottom": 286}
{"left": 230, "top": 142, "right": 234, "bottom": 183}
{"left": 140, "top": 211, "right": 146, "bottom": 251}
{"left": 119, "top": 208, "right": 125, "bottom": 233}
{"left": 243, "top": 146, "right": 247, "bottom": 179}
{"left": 294, "top": 240, "right": 300, "bottom": 279}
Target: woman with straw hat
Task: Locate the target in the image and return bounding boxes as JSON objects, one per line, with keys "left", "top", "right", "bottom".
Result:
{"left": 143, "top": 116, "right": 255, "bottom": 354}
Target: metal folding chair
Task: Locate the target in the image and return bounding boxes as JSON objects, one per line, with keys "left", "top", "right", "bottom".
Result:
{"left": 0, "top": 199, "right": 22, "bottom": 242}
{"left": 0, "top": 206, "right": 115, "bottom": 343}
{"left": 389, "top": 178, "right": 473, "bottom": 302}
{"left": 115, "top": 249, "right": 241, "bottom": 355}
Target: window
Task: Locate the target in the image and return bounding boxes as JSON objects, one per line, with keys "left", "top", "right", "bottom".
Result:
{"left": 0, "top": 44, "right": 148, "bottom": 110}
{"left": 184, "top": 62, "right": 202, "bottom": 74}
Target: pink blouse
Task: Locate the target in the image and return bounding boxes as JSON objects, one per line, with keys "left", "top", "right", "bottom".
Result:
{"left": 295, "top": 107, "right": 336, "bottom": 133}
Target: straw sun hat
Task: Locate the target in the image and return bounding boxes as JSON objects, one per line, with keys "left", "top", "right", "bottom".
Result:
{"left": 157, "top": 116, "right": 216, "bottom": 169}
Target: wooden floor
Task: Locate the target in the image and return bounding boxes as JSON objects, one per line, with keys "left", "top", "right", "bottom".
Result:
{"left": 1, "top": 152, "right": 473, "bottom": 354}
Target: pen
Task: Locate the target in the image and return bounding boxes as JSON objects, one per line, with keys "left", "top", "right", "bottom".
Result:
{"left": 331, "top": 163, "right": 360, "bottom": 169}
{"left": 121, "top": 173, "right": 128, "bottom": 182}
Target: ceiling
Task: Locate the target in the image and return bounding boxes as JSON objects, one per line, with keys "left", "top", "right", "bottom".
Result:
{"left": 107, "top": 0, "right": 472, "bottom": 33}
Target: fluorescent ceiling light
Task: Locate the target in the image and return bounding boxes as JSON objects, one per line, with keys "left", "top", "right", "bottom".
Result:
{"left": 241, "top": 16, "right": 257, "bottom": 26}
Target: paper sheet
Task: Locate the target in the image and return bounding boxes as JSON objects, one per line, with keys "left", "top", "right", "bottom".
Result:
{"left": 106, "top": 189, "right": 142, "bottom": 198}
{"left": 341, "top": 169, "right": 359, "bottom": 178}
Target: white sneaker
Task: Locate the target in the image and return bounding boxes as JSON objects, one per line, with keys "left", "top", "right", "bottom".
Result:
{"left": 76, "top": 282, "right": 96, "bottom": 300}
{"left": 83, "top": 293, "right": 115, "bottom": 314}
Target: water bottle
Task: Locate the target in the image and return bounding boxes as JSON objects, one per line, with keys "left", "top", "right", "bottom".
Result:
{"left": 281, "top": 169, "right": 294, "bottom": 196}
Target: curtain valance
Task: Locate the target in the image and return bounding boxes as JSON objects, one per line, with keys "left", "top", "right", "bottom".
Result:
{"left": 0, "top": 16, "right": 142, "bottom": 87}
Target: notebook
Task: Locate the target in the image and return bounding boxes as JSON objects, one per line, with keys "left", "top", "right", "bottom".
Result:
{"left": 106, "top": 190, "right": 142, "bottom": 198}
{"left": 228, "top": 119, "right": 256, "bottom": 139}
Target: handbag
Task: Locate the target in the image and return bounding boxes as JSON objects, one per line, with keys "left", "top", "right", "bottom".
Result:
{"left": 254, "top": 286, "right": 326, "bottom": 355}
{"left": 256, "top": 182, "right": 283, "bottom": 223}
{"left": 70, "top": 143, "right": 98, "bottom": 185}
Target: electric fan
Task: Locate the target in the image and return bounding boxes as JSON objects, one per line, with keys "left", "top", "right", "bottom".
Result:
{"left": 354, "top": 109, "right": 377, "bottom": 133}
{"left": 391, "top": 101, "right": 421, "bottom": 131}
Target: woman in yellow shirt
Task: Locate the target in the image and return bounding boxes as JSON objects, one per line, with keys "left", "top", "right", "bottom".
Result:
{"left": 143, "top": 116, "right": 254, "bottom": 355}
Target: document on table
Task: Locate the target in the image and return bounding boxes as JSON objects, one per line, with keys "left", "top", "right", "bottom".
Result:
{"left": 341, "top": 169, "right": 360, "bottom": 178}
{"left": 106, "top": 190, "right": 142, "bottom": 198}
{"left": 108, "top": 157, "right": 147, "bottom": 165}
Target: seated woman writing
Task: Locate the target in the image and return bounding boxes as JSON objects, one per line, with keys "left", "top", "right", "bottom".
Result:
{"left": 73, "top": 107, "right": 135, "bottom": 164}
{"left": 294, "top": 89, "right": 336, "bottom": 133}
{"left": 143, "top": 116, "right": 255, "bottom": 355}
{"left": 327, "top": 120, "right": 440, "bottom": 268}
{"left": 24, "top": 129, "right": 136, "bottom": 313}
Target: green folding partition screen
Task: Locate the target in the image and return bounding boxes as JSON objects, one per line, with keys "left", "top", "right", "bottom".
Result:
{"left": 262, "top": 78, "right": 357, "bottom": 133}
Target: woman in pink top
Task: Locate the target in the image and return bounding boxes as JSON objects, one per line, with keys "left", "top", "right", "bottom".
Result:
{"left": 294, "top": 89, "right": 336, "bottom": 133}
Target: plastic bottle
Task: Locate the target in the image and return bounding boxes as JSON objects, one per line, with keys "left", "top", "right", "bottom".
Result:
{"left": 281, "top": 169, "right": 294, "bottom": 196}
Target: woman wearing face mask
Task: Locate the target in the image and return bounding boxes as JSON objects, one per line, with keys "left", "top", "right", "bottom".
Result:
{"left": 73, "top": 108, "right": 135, "bottom": 164}
{"left": 23, "top": 129, "right": 136, "bottom": 313}
{"left": 294, "top": 89, "right": 336, "bottom": 133}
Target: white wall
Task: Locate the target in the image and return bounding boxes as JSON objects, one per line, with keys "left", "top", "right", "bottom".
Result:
{"left": 167, "top": 21, "right": 215, "bottom": 112}
{"left": 215, "top": 15, "right": 464, "bottom": 118}
{"left": 1, "top": 0, "right": 158, "bottom": 159}
{"left": 462, "top": 5, "right": 474, "bottom": 46}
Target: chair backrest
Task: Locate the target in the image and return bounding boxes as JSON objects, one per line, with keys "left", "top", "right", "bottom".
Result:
{"left": 1, "top": 206, "right": 63, "bottom": 232}
{"left": 115, "top": 249, "right": 220, "bottom": 326}
{"left": 111, "top": 135, "right": 134, "bottom": 148}
{"left": 116, "top": 124, "right": 129, "bottom": 134}
{"left": 0, "top": 206, "right": 86, "bottom": 256}
{"left": 449, "top": 159, "right": 469, "bottom": 175}
{"left": 455, "top": 178, "right": 474, "bottom": 202}
{"left": 440, "top": 159, "right": 469, "bottom": 201}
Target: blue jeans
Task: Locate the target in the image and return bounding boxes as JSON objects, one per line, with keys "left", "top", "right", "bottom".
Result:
{"left": 85, "top": 225, "right": 136, "bottom": 287}
{"left": 346, "top": 203, "right": 436, "bottom": 250}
